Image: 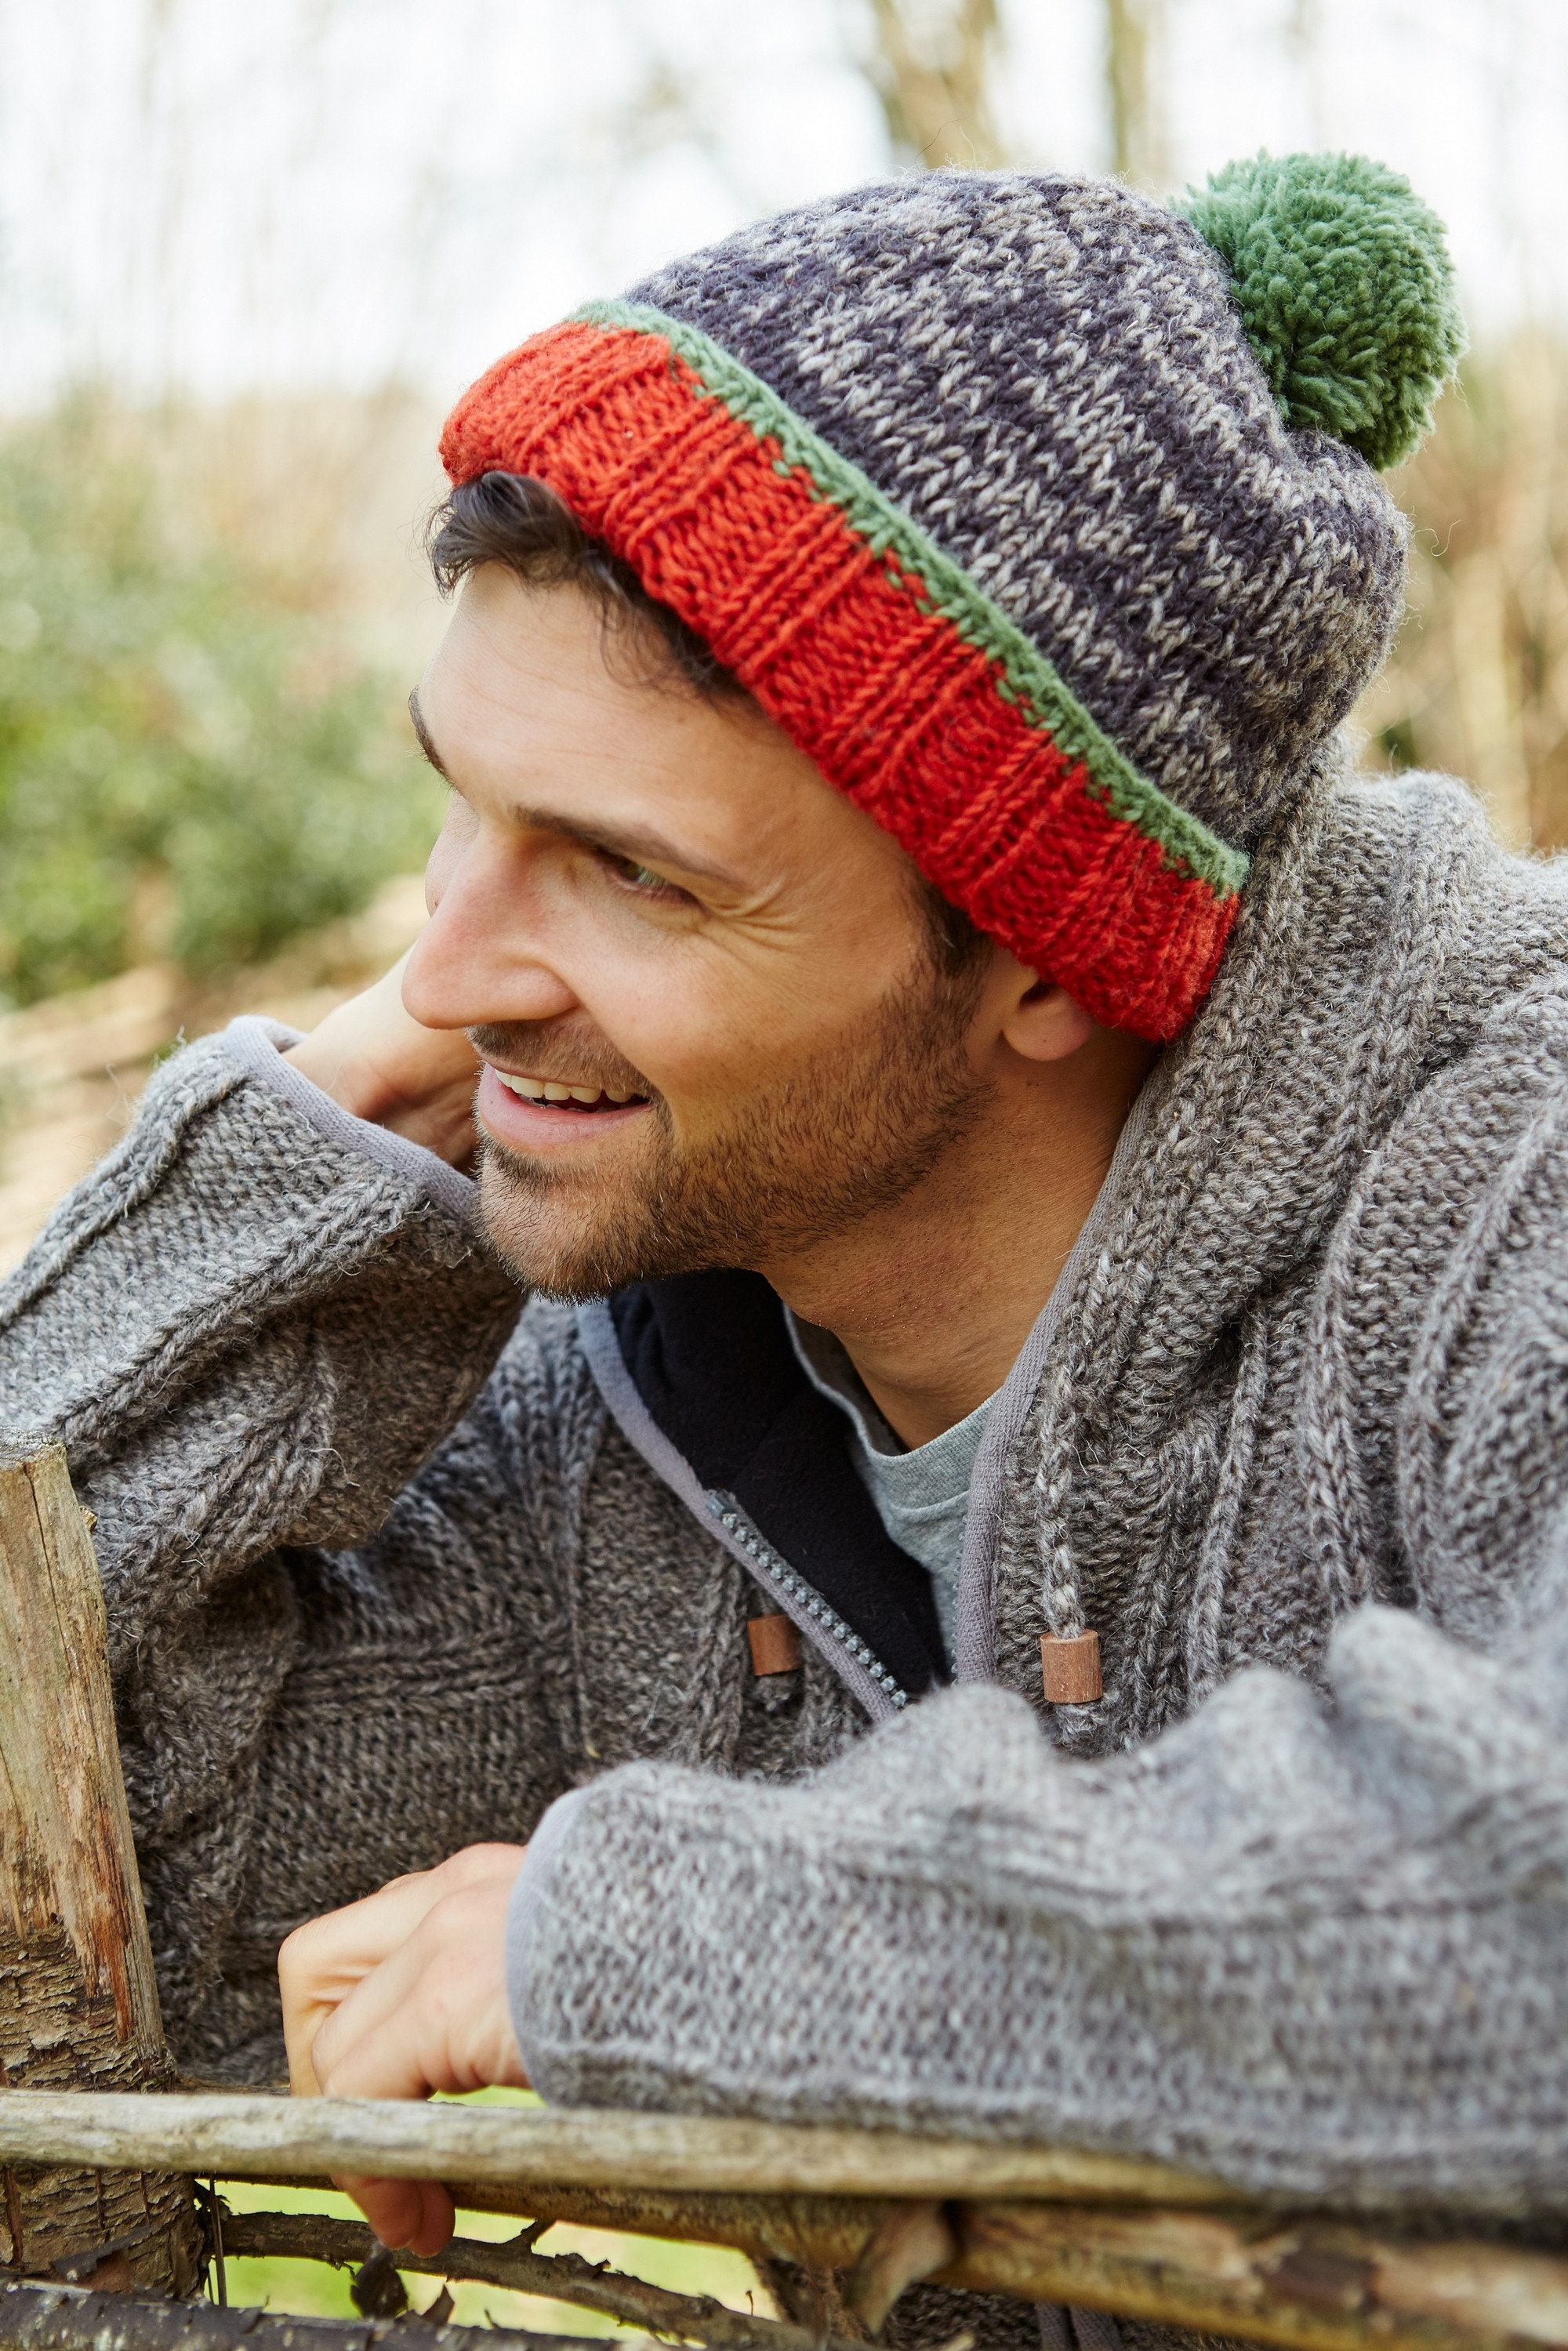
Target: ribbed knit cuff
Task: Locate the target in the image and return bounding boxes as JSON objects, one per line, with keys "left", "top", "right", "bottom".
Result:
{"left": 504, "top": 1787, "right": 592, "bottom": 2085}
{"left": 218, "top": 1015, "right": 482, "bottom": 1232}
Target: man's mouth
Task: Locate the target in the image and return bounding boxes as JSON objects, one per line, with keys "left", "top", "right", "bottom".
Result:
{"left": 492, "top": 1070, "right": 649, "bottom": 1114}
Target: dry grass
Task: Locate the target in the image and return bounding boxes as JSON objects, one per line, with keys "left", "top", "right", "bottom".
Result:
{"left": 0, "top": 873, "right": 428, "bottom": 1275}
{"left": 1356, "top": 333, "right": 1568, "bottom": 851}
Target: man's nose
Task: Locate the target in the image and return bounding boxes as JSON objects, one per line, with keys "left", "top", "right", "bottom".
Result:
{"left": 402, "top": 840, "right": 577, "bottom": 1032}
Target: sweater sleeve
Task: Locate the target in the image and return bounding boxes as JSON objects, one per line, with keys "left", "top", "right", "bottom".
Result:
{"left": 0, "top": 1018, "right": 542, "bottom": 2070}
{"left": 506, "top": 1576, "right": 1568, "bottom": 2214}
{"left": 0, "top": 1017, "right": 521, "bottom": 1656}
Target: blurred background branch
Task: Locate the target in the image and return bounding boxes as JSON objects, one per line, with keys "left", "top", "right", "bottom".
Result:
{"left": 865, "top": 0, "right": 1004, "bottom": 169}
{"left": 1105, "top": 0, "right": 1167, "bottom": 190}
{"left": 1357, "top": 336, "right": 1568, "bottom": 851}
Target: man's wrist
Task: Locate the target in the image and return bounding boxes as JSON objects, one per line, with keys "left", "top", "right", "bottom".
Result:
{"left": 504, "top": 1789, "right": 591, "bottom": 2088}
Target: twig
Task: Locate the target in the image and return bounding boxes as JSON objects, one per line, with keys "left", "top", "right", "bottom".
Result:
{"left": 949, "top": 2203, "right": 1568, "bottom": 2351}
{"left": 239, "top": 2176, "right": 891, "bottom": 2275}
{"left": 8, "top": 2094, "right": 1568, "bottom": 2351}
{"left": 216, "top": 2208, "right": 864, "bottom": 2351}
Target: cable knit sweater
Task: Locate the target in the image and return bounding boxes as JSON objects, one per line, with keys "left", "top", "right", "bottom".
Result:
{"left": 5, "top": 759, "right": 1568, "bottom": 2233}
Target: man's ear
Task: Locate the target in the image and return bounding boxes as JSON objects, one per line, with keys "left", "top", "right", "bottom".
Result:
{"left": 999, "top": 969, "right": 1096, "bottom": 1063}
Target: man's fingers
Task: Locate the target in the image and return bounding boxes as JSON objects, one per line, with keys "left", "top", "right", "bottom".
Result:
{"left": 281, "top": 1868, "right": 445, "bottom": 2088}
{"left": 281, "top": 1841, "right": 529, "bottom": 2197}
{"left": 333, "top": 2173, "right": 456, "bottom": 2259}
{"left": 283, "top": 2002, "right": 329, "bottom": 2098}
{"left": 310, "top": 1877, "right": 523, "bottom": 2100}
{"left": 280, "top": 1852, "right": 521, "bottom": 2095}
{"left": 310, "top": 1933, "right": 441, "bottom": 2102}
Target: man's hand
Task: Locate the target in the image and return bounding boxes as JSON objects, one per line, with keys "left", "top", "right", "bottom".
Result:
{"left": 278, "top": 1843, "right": 530, "bottom": 2256}
{"left": 285, "top": 950, "right": 482, "bottom": 1169}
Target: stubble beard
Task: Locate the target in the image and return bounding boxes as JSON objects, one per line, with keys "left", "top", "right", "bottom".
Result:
{"left": 475, "top": 950, "right": 991, "bottom": 1300}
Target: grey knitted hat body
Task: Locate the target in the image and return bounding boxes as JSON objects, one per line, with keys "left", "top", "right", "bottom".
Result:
{"left": 633, "top": 172, "right": 1406, "bottom": 849}
{"left": 441, "top": 156, "right": 1463, "bottom": 1037}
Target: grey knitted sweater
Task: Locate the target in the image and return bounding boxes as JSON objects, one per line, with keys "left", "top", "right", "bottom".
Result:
{"left": 5, "top": 758, "right": 1568, "bottom": 2222}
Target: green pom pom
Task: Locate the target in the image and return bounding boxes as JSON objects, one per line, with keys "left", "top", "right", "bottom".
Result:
{"left": 1176, "top": 151, "right": 1468, "bottom": 471}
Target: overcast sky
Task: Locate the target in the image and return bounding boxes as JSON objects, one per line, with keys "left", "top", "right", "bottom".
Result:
{"left": 0, "top": 0, "right": 1560, "bottom": 412}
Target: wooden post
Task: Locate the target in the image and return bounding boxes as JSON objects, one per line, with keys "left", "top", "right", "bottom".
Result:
{"left": 0, "top": 1445, "right": 201, "bottom": 2292}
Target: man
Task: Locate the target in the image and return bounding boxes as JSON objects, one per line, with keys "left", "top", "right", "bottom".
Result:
{"left": 6, "top": 150, "right": 1568, "bottom": 2328}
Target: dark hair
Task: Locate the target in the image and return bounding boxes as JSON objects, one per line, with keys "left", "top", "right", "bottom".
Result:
{"left": 426, "top": 471, "right": 988, "bottom": 975}
{"left": 428, "top": 472, "right": 742, "bottom": 697}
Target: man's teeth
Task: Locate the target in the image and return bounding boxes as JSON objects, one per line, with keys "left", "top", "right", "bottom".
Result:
{"left": 495, "top": 1072, "right": 639, "bottom": 1107}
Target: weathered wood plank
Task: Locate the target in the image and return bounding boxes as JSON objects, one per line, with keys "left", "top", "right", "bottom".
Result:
{"left": 6, "top": 2092, "right": 1568, "bottom": 2351}
{"left": 943, "top": 2201, "right": 1568, "bottom": 2351}
{"left": 0, "top": 1447, "right": 200, "bottom": 2290}
{"left": 0, "top": 2090, "right": 1228, "bottom": 2205}
{"left": 0, "top": 2274, "right": 635, "bottom": 2351}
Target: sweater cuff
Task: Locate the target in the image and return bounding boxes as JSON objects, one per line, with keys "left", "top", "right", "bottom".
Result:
{"left": 218, "top": 1015, "right": 481, "bottom": 1232}
{"left": 505, "top": 1786, "right": 592, "bottom": 2086}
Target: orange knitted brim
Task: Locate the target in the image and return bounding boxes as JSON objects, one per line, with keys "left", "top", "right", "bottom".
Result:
{"left": 440, "top": 310, "right": 1244, "bottom": 1039}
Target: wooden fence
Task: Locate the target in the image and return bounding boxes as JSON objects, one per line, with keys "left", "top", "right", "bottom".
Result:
{"left": 2, "top": 1442, "right": 1566, "bottom": 2351}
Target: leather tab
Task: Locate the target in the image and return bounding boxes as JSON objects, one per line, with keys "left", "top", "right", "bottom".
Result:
{"left": 1040, "top": 1629, "right": 1102, "bottom": 1703}
{"left": 748, "top": 1613, "right": 803, "bottom": 1675}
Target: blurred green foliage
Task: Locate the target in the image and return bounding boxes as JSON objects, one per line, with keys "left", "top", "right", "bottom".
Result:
{"left": 0, "top": 393, "right": 441, "bottom": 1009}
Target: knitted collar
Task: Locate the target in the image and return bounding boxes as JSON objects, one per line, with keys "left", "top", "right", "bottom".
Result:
{"left": 602, "top": 1270, "right": 949, "bottom": 1710}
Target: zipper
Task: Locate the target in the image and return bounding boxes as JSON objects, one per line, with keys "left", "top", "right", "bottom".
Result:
{"left": 706, "top": 1489, "right": 909, "bottom": 1711}
{"left": 574, "top": 1299, "right": 906, "bottom": 1725}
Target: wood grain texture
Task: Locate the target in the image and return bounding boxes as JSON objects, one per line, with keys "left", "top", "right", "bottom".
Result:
{"left": 0, "top": 2273, "right": 617, "bottom": 2351}
{"left": 0, "top": 2090, "right": 1224, "bottom": 2206}
{"left": 945, "top": 2201, "right": 1568, "bottom": 2351}
{"left": 0, "top": 1448, "right": 199, "bottom": 2291}
{"left": 349, "top": 2175, "right": 897, "bottom": 2273}
{"left": 6, "top": 2093, "right": 1568, "bottom": 2351}
{"left": 213, "top": 2168, "right": 1568, "bottom": 2351}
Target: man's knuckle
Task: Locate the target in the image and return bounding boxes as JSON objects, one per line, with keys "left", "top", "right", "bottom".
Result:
{"left": 435, "top": 1885, "right": 495, "bottom": 1943}
{"left": 278, "top": 1926, "right": 312, "bottom": 1980}
{"left": 442, "top": 1841, "right": 522, "bottom": 1888}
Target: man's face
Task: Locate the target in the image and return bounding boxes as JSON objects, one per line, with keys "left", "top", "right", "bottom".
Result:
{"left": 406, "top": 564, "right": 997, "bottom": 1297}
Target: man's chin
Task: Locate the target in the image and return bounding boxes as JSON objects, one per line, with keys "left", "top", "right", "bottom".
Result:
{"left": 475, "top": 1143, "right": 697, "bottom": 1301}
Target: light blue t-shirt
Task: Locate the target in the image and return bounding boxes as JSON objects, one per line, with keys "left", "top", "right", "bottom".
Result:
{"left": 786, "top": 1312, "right": 994, "bottom": 1664}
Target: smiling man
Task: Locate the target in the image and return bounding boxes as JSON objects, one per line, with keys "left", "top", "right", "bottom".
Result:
{"left": 8, "top": 155, "right": 1568, "bottom": 2345}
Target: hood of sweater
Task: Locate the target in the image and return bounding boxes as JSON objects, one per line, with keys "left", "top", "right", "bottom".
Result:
{"left": 993, "top": 744, "right": 1568, "bottom": 1752}
{"left": 582, "top": 744, "right": 1568, "bottom": 1752}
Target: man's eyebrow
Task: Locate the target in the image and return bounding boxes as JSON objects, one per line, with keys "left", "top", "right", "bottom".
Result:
{"left": 408, "top": 688, "right": 449, "bottom": 780}
{"left": 513, "top": 805, "right": 746, "bottom": 892}
{"left": 408, "top": 692, "right": 745, "bottom": 887}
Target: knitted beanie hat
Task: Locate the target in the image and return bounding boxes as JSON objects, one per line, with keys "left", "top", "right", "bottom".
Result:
{"left": 440, "top": 152, "right": 1465, "bottom": 1040}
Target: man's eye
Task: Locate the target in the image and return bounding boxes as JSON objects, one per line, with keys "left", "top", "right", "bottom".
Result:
{"left": 607, "top": 853, "right": 681, "bottom": 897}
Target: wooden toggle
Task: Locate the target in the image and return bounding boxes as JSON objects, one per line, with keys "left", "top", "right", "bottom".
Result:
{"left": 1040, "top": 1630, "right": 1102, "bottom": 1703}
{"left": 748, "top": 1614, "right": 804, "bottom": 1675}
